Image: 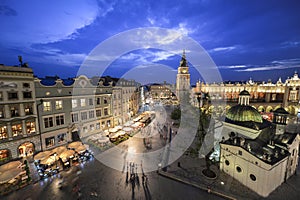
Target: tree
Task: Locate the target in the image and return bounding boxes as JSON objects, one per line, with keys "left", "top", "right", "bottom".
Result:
{"left": 171, "top": 108, "right": 181, "bottom": 120}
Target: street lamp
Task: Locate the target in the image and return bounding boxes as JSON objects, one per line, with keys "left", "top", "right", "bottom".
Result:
{"left": 53, "top": 153, "right": 58, "bottom": 170}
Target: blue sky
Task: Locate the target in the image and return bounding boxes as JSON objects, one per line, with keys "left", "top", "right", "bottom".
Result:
{"left": 0, "top": 0, "right": 300, "bottom": 84}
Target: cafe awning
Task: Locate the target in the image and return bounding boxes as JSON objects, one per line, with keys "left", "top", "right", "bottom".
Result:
{"left": 34, "top": 151, "right": 52, "bottom": 161}
{"left": 68, "top": 141, "right": 83, "bottom": 149}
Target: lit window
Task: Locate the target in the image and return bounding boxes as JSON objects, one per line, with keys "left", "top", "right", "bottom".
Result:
{"left": 0, "top": 149, "right": 10, "bottom": 162}
{"left": 90, "top": 124, "right": 95, "bottom": 131}
{"left": 43, "top": 101, "right": 51, "bottom": 111}
{"left": 10, "top": 105, "right": 19, "bottom": 117}
{"left": 26, "top": 121, "right": 35, "bottom": 134}
{"left": 80, "top": 99, "right": 86, "bottom": 107}
{"left": 57, "top": 133, "right": 66, "bottom": 144}
{"left": 0, "top": 126, "right": 8, "bottom": 140}
{"left": 45, "top": 137, "right": 55, "bottom": 148}
{"left": 24, "top": 105, "right": 33, "bottom": 115}
{"left": 12, "top": 124, "right": 22, "bottom": 137}
{"left": 72, "top": 99, "right": 77, "bottom": 108}
{"left": 55, "top": 100, "right": 63, "bottom": 110}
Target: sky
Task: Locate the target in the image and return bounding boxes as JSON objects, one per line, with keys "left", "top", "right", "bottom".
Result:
{"left": 0, "top": 0, "right": 300, "bottom": 84}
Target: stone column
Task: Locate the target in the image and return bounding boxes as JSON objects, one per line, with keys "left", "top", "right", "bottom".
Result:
{"left": 7, "top": 122, "right": 12, "bottom": 139}
{"left": 22, "top": 120, "right": 27, "bottom": 136}
{"left": 4, "top": 104, "right": 10, "bottom": 118}
{"left": 265, "top": 93, "right": 271, "bottom": 103}
{"left": 283, "top": 86, "right": 290, "bottom": 108}
{"left": 19, "top": 103, "right": 25, "bottom": 116}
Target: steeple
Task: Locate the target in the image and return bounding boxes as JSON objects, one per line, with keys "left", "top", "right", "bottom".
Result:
{"left": 179, "top": 49, "right": 188, "bottom": 67}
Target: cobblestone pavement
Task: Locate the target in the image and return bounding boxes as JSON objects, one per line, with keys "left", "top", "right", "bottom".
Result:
{"left": 160, "top": 155, "right": 300, "bottom": 200}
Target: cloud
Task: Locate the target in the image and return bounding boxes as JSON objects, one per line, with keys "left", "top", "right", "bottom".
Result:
{"left": 0, "top": 5, "right": 17, "bottom": 16}
{"left": 234, "top": 58, "right": 300, "bottom": 72}
{"left": 210, "top": 46, "right": 236, "bottom": 52}
{"left": 219, "top": 65, "right": 247, "bottom": 69}
{"left": 0, "top": 0, "right": 100, "bottom": 46}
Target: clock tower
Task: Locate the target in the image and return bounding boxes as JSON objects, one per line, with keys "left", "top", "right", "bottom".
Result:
{"left": 176, "top": 50, "right": 190, "bottom": 102}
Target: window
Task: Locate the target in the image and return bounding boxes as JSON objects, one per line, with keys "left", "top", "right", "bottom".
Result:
{"left": 23, "top": 91, "right": 32, "bottom": 99}
{"left": 71, "top": 113, "right": 79, "bottom": 123}
{"left": 90, "top": 124, "right": 95, "bottom": 131}
{"left": 0, "top": 92, "right": 3, "bottom": 101}
{"left": 96, "top": 109, "right": 102, "bottom": 117}
{"left": 236, "top": 166, "right": 242, "bottom": 173}
{"left": 81, "top": 112, "right": 87, "bottom": 120}
{"left": 225, "top": 160, "right": 230, "bottom": 166}
{"left": 55, "top": 100, "right": 63, "bottom": 110}
{"left": 8, "top": 92, "right": 18, "bottom": 100}
{"left": 72, "top": 99, "right": 78, "bottom": 108}
{"left": 26, "top": 121, "right": 35, "bottom": 134}
{"left": 96, "top": 97, "right": 101, "bottom": 105}
{"left": 250, "top": 174, "right": 256, "bottom": 181}
{"left": 0, "top": 107, "right": 4, "bottom": 118}
{"left": 88, "top": 98, "right": 93, "bottom": 106}
{"left": 24, "top": 105, "right": 33, "bottom": 115}
{"left": 57, "top": 133, "right": 66, "bottom": 144}
{"left": 238, "top": 150, "right": 242, "bottom": 156}
{"left": 0, "top": 149, "right": 10, "bottom": 162}
{"left": 80, "top": 99, "right": 86, "bottom": 107}
{"left": 104, "top": 108, "right": 109, "bottom": 116}
{"left": 10, "top": 105, "right": 19, "bottom": 117}
{"left": 96, "top": 123, "right": 100, "bottom": 129}
{"left": 0, "top": 126, "right": 7, "bottom": 140}
{"left": 23, "top": 83, "right": 30, "bottom": 88}
{"left": 43, "top": 101, "right": 51, "bottom": 111}
{"left": 44, "top": 117, "right": 54, "bottom": 128}
{"left": 83, "top": 126, "right": 87, "bottom": 133}
{"left": 45, "top": 137, "right": 55, "bottom": 148}
{"left": 89, "top": 110, "right": 95, "bottom": 119}
{"left": 12, "top": 124, "right": 22, "bottom": 137}
{"left": 104, "top": 97, "right": 108, "bottom": 104}
{"left": 56, "top": 114, "right": 65, "bottom": 126}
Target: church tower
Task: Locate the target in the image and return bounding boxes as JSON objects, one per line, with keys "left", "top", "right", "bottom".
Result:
{"left": 176, "top": 50, "right": 190, "bottom": 102}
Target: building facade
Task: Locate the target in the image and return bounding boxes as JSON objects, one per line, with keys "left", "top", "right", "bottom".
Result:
{"left": 219, "top": 90, "right": 300, "bottom": 197}
{"left": 0, "top": 65, "right": 41, "bottom": 163}
{"left": 192, "top": 72, "right": 300, "bottom": 115}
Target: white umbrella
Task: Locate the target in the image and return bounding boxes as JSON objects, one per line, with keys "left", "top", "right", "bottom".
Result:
{"left": 75, "top": 145, "right": 86, "bottom": 154}
{"left": 123, "top": 127, "right": 133, "bottom": 132}
{"left": 115, "top": 125, "right": 123, "bottom": 130}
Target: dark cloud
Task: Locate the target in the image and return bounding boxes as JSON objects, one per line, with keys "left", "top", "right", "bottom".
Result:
{"left": 0, "top": 5, "right": 17, "bottom": 16}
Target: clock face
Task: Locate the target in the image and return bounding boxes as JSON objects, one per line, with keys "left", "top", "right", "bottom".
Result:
{"left": 182, "top": 69, "right": 186, "bottom": 73}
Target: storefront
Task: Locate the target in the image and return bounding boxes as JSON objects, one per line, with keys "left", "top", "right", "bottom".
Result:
{"left": 18, "top": 142, "right": 35, "bottom": 157}
{"left": 0, "top": 149, "right": 10, "bottom": 163}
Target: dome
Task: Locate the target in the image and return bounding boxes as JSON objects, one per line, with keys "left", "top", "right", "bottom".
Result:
{"left": 239, "top": 90, "right": 250, "bottom": 96}
{"left": 273, "top": 107, "right": 289, "bottom": 115}
{"left": 226, "top": 105, "right": 263, "bottom": 123}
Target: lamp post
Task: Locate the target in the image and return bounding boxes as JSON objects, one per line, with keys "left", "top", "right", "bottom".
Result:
{"left": 53, "top": 153, "right": 58, "bottom": 170}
